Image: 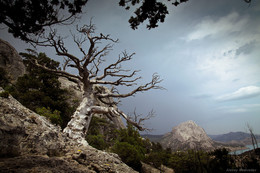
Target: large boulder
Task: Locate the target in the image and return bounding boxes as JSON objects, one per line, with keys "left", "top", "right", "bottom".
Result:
{"left": 0, "top": 39, "right": 25, "bottom": 83}
{"left": 0, "top": 87, "right": 136, "bottom": 173}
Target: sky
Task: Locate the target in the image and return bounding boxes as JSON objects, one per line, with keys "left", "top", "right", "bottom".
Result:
{"left": 1, "top": 0, "right": 260, "bottom": 135}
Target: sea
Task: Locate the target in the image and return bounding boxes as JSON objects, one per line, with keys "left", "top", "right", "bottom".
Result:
{"left": 229, "top": 143, "right": 260, "bottom": 155}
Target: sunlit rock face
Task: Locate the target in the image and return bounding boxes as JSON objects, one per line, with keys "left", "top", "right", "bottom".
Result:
{"left": 0, "top": 39, "right": 25, "bottom": 83}
{"left": 161, "top": 120, "right": 215, "bottom": 151}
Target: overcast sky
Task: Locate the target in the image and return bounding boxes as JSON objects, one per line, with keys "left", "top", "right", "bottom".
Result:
{"left": 1, "top": 0, "right": 260, "bottom": 135}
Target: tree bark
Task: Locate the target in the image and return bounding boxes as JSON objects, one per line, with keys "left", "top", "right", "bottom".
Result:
{"left": 63, "top": 83, "right": 96, "bottom": 146}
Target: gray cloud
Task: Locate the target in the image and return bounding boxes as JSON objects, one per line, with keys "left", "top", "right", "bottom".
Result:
{"left": 236, "top": 41, "right": 256, "bottom": 56}
{"left": 217, "top": 86, "right": 260, "bottom": 102}
{"left": 192, "top": 94, "right": 212, "bottom": 99}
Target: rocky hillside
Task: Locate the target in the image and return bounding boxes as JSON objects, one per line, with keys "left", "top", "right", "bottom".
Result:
{"left": 0, "top": 38, "right": 25, "bottom": 83}
{"left": 0, "top": 87, "right": 136, "bottom": 173}
{"left": 160, "top": 121, "right": 216, "bottom": 151}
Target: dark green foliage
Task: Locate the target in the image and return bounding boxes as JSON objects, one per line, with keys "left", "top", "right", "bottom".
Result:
{"left": 119, "top": 0, "right": 188, "bottom": 29}
{"left": 209, "top": 148, "right": 235, "bottom": 173}
{"left": 7, "top": 52, "right": 76, "bottom": 128}
{"left": 87, "top": 121, "right": 147, "bottom": 171}
{"left": 36, "top": 107, "right": 62, "bottom": 126}
{"left": 115, "top": 123, "right": 144, "bottom": 146}
{"left": 87, "top": 116, "right": 118, "bottom": 146}
{"left": 112, "top": 141, "right": 143, "bottom": 171}
{"left": 144, "top": 150, "right": 170, "bottom": 168}
{"left": 88, "top": 116, "right": 115, "bottom": 136}
{"left": 0, "top": 0, "right": 88, "bottom": 42}
{"left": 86, "top": 134, "right": 108, "bottom": 150}
{"left": 86, "top": 116, "right": 116, "bottom": 150}
{"left": 167, "top": 150, "right": 210, "bottom": 173}
{"left": 0, "top": 90, "right": 9, "bottom": 98}
{"left": 110, "top": 124, "right": 148, "bottom": 171}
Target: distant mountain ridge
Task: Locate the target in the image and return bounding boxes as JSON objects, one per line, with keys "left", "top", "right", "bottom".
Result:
{"left": 142, "top": 121, "right": 249, "bottom": 151}
{"left": 209, "top": 132, "right": 260, "bottom": 145}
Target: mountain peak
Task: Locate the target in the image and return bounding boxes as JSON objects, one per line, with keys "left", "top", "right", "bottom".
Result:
{"left": 177, "top": 120, "right": 198, "bottom": 128}
{"left": 161, "top": 120, "right": 215, "bottom": 151}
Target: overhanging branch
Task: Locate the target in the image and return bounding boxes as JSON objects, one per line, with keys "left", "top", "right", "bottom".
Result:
{"left": 29, "top": 57, "right": 82, "bottom": 83}
{"left": 96, "top": 73, "right": 163, "bottom": 98}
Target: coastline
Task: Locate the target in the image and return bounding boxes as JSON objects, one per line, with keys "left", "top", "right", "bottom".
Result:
{"left": 229, "top": 143, "right": 260, "bottom": 155}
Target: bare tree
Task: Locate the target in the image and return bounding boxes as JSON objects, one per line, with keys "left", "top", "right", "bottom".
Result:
{"left": 246, "top": 123, "right": 258, "bottom": 151}
{"left": 29, "top": 23, "right": 163, "bottom": 146}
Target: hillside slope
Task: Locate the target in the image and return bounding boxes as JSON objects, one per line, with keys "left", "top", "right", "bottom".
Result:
{"left": 0, "top": 87, "right": 136, "bottom": 173}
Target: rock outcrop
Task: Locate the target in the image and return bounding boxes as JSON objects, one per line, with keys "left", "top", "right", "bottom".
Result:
{"left": 0, "top": 87, "right": 136, "bottom": 172}
{"left": 141, "top": 162, "right": 174, "bottom": 173}
{"left": 0, "top": 38, "right": 25, "bottom": 83}
{"left": 161, "top": 120, "right": 215, "bottom": 151}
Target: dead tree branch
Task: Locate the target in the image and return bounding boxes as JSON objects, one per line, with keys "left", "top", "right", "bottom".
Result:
{"left": 31, "top": 22, "right": 163, "bottom": 132}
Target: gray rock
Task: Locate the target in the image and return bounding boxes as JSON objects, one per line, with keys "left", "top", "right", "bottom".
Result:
{"left": 0, "top": 87, "right": 137, "bottom": 173}
{"left": 0, "top": 39, "right": 25, "bottom": 83}
{"left": 160, "top": 120, "right": 215, "bottom": 151}
{"left": 141, "top": 162, "right": 175, "bottom": 173}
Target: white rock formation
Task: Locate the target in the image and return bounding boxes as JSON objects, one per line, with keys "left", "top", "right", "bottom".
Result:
{"left": 161, "top": 120, "right": 215, "bottom": 151}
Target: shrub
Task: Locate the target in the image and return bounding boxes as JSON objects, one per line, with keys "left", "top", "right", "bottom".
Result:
{"left": 7, "top": 52, "right": 76, "bottom": 128}
{"left": 0, "top": 91, "right": 9, "bottom": 98}
{"left": 36, "top": 107, "right": 62, "bottom": 126}
{"left": 209, "top": 148, "right": 235, "bottom": 172}
{"left": 111, "top": 142, "right": 143, "bottom": 171}
{"left": 86, "top": 134, "right": 108, "bottom": 150}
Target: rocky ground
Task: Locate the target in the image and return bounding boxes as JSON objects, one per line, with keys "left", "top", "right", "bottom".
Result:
{"left": 0, "top": 87, "right": 137, "bottom": 173}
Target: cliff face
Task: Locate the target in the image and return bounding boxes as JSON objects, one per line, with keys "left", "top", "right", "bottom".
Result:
{"left": 0, "top": 39, "right": 25, "bottom": 83}
{"left": 0, "top": 87, "right": 136, "bottom": 173}
{"left": 161, "top": 120, "right": 215, "bottom": 151}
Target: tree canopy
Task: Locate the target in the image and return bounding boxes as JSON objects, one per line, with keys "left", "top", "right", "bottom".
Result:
{"left": 0, "top": 0, "right": 88, "bottom": 42}
{"left": 0, "top": 0, "right": 252, "bottom": 42}
{"left": 119, "top": 0, "right": 189, "bottom": 29}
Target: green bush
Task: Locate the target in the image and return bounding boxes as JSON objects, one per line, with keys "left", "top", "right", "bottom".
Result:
{"left": 208, "top": 148, "right": 235, "bottom": 172}
{"left": 36, "top": 107, "right": 62, "bottom": 126}
{"left": 86, "top": 134, "right": 108, "bottom": 150}
{"left": 167, "top": 150, "right": 207, "bottom": 173}
{"left": 7, "top": 52, "right": 77, "bottom": 128}
{"left": 111, "top": 141, "right": 143, "bottom": 171}
{"left": 144, "top": 147, "right": 172, "bottom": 168}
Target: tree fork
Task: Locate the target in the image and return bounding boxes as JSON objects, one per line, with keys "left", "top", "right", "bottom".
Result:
{"left": 26, "top": 23, "right": 163, "bottom": 145}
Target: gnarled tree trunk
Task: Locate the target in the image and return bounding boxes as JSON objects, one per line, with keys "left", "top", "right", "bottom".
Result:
{"left": 30, "top": 23, "right": 162, "bottom": 146}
